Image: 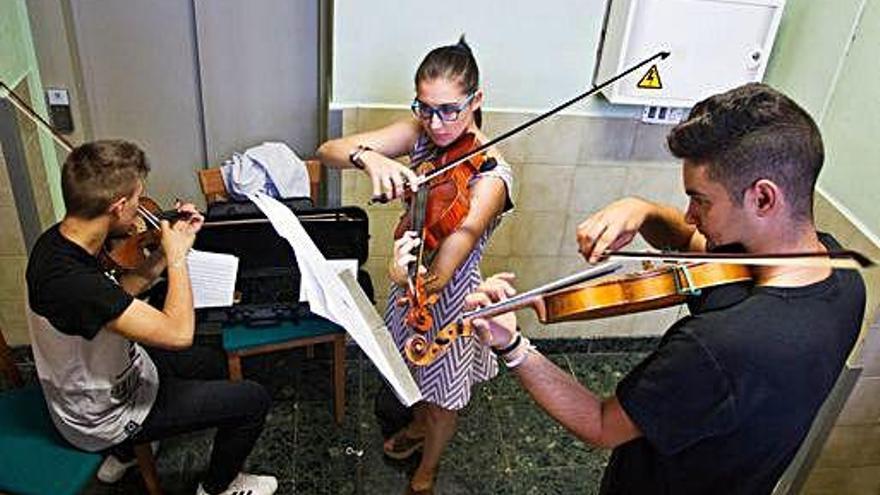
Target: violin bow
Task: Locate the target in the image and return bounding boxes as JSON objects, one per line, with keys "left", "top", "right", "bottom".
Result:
{"left": 370, "top": 50, "right": 672, "bottom": 203}
{"left": 1, "top": 80, "right": 74, "bottom": 152}
{"left": 606, "top": 250, "right": 874, "bottom": 270}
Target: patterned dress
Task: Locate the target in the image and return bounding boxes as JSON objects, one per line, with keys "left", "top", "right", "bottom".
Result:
{"left": 384, "top": 133, "right": 514, "bottom": 410}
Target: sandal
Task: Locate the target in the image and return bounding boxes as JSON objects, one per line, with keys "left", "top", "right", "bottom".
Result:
{"left": 383, "top": 428, "right": 425, "bottom": 460}
{"left": 404, "top": 483, "right": 434, "bottom": 495}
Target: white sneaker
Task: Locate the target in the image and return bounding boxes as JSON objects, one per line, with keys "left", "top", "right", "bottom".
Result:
{"left": 196, "top": 473, "right": 278, "bottom": 495}
{"left": 96, "top": 441, "right": 160, "bottom": 483}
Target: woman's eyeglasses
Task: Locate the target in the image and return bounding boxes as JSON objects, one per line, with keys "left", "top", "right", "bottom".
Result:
{"left": 411, "top": 92, "right": 475, "bottom": 122}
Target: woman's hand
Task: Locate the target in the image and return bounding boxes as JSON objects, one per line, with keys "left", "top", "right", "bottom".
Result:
{"left": 360, "top": 151, "right": 420, "bottom": 201}
{"left": 389, "top": 231, "right": 426, "bottom": 286}
{"left": 466, "top": 272, "right": 519, "bottom": 349}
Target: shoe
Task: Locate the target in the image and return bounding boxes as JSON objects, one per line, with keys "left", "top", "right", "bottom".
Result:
{"left": 383, "top": 428, "right": 425, "bottom": 460}
{"left": 196, "top": 473, "right": 278, "bottom": 495}
{"left": 96, "top": 441, "right": 160, "bottom": 483}
{"left": 404, "top": 481, "right": 435, "bottom": 495}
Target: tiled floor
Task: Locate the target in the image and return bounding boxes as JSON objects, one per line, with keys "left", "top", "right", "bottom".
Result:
{"left": 13, "top": 339, "right": 653, "bottom": 495}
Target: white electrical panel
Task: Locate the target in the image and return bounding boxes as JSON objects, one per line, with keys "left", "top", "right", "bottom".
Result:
{"left": 595, "top": 0, "right": 786, "bottom": 107}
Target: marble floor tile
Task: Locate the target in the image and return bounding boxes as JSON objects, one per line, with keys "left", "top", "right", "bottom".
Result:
{"left": 67, "top": 345, "right": 644, "bottom": 494}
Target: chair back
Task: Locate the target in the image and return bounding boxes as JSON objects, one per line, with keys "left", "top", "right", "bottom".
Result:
{"left": 198, "top": 159, "right": 323, "bottom": 205}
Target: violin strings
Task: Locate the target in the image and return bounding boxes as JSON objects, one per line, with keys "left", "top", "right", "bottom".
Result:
{"left": 137, "top": 205, "right": 161, "bottom": 229}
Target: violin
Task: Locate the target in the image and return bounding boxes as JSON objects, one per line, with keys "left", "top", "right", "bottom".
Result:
{"left": 393, "top": 132, "right": 489, "bottom": 333}
{"left": 403, "top": 260, "right": 754, "bottom": 366}
{"left": 99, "top": 197, "right": 192, "bottom": 272}
{"left": 393, "top": 132, "right": 488, "bottom": 251}
{"left": 402, "top": 247, "right": 875, "bottom": 366}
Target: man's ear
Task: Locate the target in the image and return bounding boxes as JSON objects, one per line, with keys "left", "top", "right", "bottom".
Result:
{"left": 107, "top": 196, "right": 127, "bottom": 218}
{"left": 745, "top": 179, "right": 781, "bottom": 217}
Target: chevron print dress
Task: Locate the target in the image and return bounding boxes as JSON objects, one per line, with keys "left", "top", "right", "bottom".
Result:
{"left": 385, "top": 133, "right": 513, "bottom": 410}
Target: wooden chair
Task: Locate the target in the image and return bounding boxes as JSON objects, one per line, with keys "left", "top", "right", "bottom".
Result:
{"left": 197, "top": 159, "right": 347, "bottom": 425}
{"left": 197, "top": 159, "right": 323, "bottom": 205}
{"left": 0, "top": 325, "right": 162, "bottom": 495}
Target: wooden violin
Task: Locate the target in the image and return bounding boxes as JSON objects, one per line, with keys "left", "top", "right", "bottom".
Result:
{"left": 403, "top": 260, "right": 754, "bottom": 366}
{"left": 99, "top": 197, "right": 192, "bottom": 272}
{"left": 393, "top": 132, "right": 489, "bottom": 333}
{"left": 393, "top": 132, "right": 488, "bottom": 251}
{"left": 402, "top": 248, "right": 874, "bottom": 366}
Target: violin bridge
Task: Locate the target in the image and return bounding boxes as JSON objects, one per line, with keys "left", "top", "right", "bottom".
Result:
{"left": 672, "top": 264, "right": 702, "bottom": 296}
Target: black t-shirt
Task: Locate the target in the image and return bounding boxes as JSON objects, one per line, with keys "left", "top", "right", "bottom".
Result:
{"left": 27, "top": 224, "right": 133, "bottom": 339}
{"left": 601, "top": 234, "right": 865, "bottom": 495}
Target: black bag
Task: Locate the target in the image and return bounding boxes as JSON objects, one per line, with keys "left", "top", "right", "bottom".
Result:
{"left": 193, "top": 200, "right": 372, "bottom": 326}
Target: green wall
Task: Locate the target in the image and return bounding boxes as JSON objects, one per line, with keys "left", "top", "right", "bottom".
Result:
{"left": 765, "top": 0, "right": 878, "bottom": 240}
{"left": 0, "top": 0, "right": 64, "bottom": 220}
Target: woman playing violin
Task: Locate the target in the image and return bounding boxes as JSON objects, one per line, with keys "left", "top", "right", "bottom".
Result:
{"left": 318, "top": 36, "right": 513, "bottom": 494}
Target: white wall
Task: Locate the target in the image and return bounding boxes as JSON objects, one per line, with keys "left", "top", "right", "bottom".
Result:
{"left": 333, "top": 0, "right": 638, "bottom": 117}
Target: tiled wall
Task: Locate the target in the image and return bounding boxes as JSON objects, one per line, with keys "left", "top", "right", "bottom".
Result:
{"left": 340, "top": 107, "right": 688, "bottom": 339}
{"left": 801, "top": 195, "right": 880, "bottom": 495}
{"left": 0, "top": 140, "right": 30, "bottom": 346}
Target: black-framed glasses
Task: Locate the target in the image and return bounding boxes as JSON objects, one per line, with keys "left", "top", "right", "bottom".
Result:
{"left": 411, "top": 92, "right": 476, "bottom": 122}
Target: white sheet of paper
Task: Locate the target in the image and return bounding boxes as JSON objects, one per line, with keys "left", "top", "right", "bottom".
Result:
{"left": 186, "top": 249, "right": 239, "bottom": 308}
{"left": 246, "top": 192, "right": 421, "bottom": 406}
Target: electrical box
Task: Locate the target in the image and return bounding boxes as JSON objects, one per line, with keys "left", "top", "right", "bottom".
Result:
{"left": 594, "top": 0, "right": 786, "bottom": 107}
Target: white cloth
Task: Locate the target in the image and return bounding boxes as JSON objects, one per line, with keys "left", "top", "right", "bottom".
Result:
{"left": 221, "top": 142, "right": 310, "bottom": 199}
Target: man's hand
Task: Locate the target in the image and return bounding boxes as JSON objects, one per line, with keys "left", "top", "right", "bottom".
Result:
{"left": 361, "top": 151, "right": 420, "bottom": 201}
{"left": 174, "top": 200, "right": 204, "bottom": 235}
{"left": 465, "top": 272, "right": 518, "bottom": 349}
{"left": 576, "top": 197, "right": 652, "bottom": 263}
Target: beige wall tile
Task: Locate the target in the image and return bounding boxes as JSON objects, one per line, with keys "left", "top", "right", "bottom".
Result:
{"left": 484, "top": 212, "right": 515, "bottom": 257}
{"left": 802, "top": 465, "right": 880, "bottom": 495}
{"left": 576, "top": 117, "right": 639, "bottom": 163}
{"left": 482, "top": 111, "right": 529, "bottom": 162}
{"left": 0, "top": 255, "right": 27, "bottom": 301}
{"left": 517, "top": 114, "right": 584, "bottom": 165}
{"left": 836, "top": 377, "right": 880, "bottom": 425}
{"left": 0, "top": 205, "right": 26, "bottom": 256}
{"left": 508, "top": 212, "right": 566, "bottom": 256}
{"left": 859, "top": 322, "right": 880, "bottom": 378}
{"left": 366, "top": 209, "right": 401, "bottom": 259}
{"left": 356, "top": 108, "right": 410, "bottom": 133}
{"left": 341, "top": 107, "right": 359, "bottom": 136}
{"left": 629, "top": 122, "right": 676, "bottom": 161}
{"left": 0, "top": 149, "right": 14, "bottom": 208}
{"left": 0, "top": 297, "right": 29, "bottom": 346}
{"left": 623, "top": 164, "right": 687, "bottom": 209}
{"left": 516, "top": 163, "right": 575, "bottom": 212}
{"left": 568, "top": 165, "right": 628, "bottom": 214}
{"left": 815, "top": 424, "right": 880, "bottom": 468}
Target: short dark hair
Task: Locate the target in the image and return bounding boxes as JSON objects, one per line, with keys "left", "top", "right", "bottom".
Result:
{"left": 414, "top": 34, "right": 482, "bottom": 128}
{"left": 667, "top": 83, "right": 824, "bottom": 221}
{"left": 61, "top": 140, "right": 150, "bottom": 219}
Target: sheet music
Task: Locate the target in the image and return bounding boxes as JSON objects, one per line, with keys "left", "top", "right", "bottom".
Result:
{"left": 247, "top": 192, "right": 422, "bottom": 406}
{"left": 186, "top": 249, "right": 239, "bottom": 308}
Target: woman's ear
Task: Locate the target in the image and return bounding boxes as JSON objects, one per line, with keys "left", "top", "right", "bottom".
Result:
{"left": 471, "top": 89, "right": 484, "bottom": 109}
{"left": 745, "top": 179, "right": 781, "bottom": 217}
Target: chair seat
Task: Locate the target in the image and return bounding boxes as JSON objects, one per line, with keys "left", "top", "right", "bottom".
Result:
{"left": 222, "top": 314, "right": 345, "bottom": 352}
{"left": 0, "top": 385, "right": 102, "bottom": 495}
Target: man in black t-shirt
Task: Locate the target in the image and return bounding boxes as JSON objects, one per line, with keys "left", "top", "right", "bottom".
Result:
{"left": 466, "top": 83, "right": 866, "bottom": 494}
{"left": 26, "top": 140, "right": 277, "bottom": 495}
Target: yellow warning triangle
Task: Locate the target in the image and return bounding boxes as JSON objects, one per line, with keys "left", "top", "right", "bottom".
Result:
{"left": 637, "top": 64, "right": 663, "bottom": 89}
